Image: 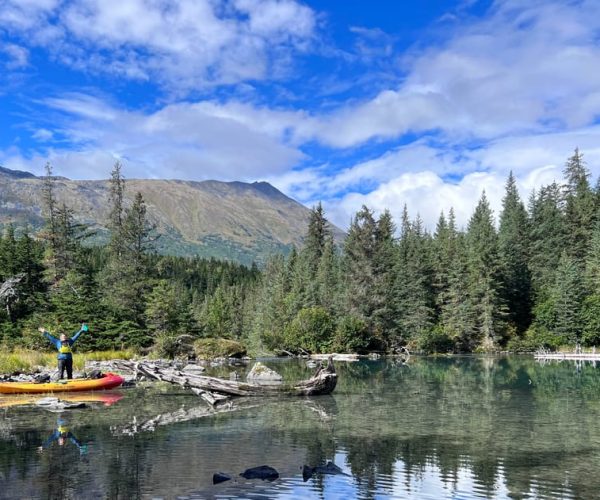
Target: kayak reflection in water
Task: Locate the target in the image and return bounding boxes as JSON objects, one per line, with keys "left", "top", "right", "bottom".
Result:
{"left": 37, "top": 418, "right": 88, "bottom": 455}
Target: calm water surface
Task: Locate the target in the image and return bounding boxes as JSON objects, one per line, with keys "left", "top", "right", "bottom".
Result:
{"left": 1, "top": 356, "right": 600, "bottom": 499}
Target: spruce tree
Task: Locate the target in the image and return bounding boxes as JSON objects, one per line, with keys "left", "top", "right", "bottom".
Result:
{"left": 440, "top": 232, "right": 477, "bottom": 350}
{"left": 585, "top": 219, "right": 600, "bottom": 293}
{"left": 528, "top": 182, "right": 567, "bottom": 293}
{"left": 342, "top": 206, "right": 378, "bottom": 335}
{"left": 563, "top": 148, "right": 595, "bottom": 262}
{"left": 393, "top": 210, "right": 434, "bottom": 347}
{"left": 315, "top": 235, "right": 341, "bottom": 314}
{"left": 553, "top": 252, "right": 585, "bottom": 345}
{"left": 466, "top": 192, "right": 505, "bottom": 349}
{"left": 372, "top": 210, "right": 397, "bottom": 341}
{"left": 498, "top": 172, "right": 531, "bottom": 333}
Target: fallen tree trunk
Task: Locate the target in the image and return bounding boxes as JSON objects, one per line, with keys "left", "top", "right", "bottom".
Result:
{"left": 108, "top": 357, "right": 337, "bottom": 398}
{"left": 111, "top": 397, "right": 336, "bottom": 436}
{"left": 111, "top": 399, "right": 261, "bottom": 436}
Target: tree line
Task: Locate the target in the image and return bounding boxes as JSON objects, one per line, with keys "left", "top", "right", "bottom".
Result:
{"left": 0, "top": 149, "right": 599, "bottom": 355}
{"left": 248, "top": 148, "right": 600, "bottom": 353}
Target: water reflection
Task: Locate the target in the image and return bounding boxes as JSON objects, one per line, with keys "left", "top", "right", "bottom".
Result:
{"left": 0, "top": 357, "right": 599, "bottom": 499}
{"left": 38, "top": 417, "right": 87, "bottom": 455}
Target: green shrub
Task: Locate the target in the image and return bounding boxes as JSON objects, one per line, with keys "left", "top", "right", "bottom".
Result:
{"left": 507, "top": 324, "right": 567, "bottom": 352}
{"left": 332, "top": 316, "right": 370, "bottom": 353}
{"left": 417, "top": 325, "right": 454, "bottom": 354}
{"left": 283, "top": 306, "right": 334, "bottom": 354}
{"left": 582, "top": 294, "right": 600, "bottom": 346}
{"left": 193, "top": 338, "right": 247, "bottom": 359}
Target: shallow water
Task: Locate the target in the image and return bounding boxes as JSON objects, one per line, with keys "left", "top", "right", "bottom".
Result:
{"left": 1, "top": 356, "right": 600, "bottom": 499}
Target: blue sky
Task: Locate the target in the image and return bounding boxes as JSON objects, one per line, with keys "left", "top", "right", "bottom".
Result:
{"left": 1, "top": 0, "right": 600, "bottom": 229}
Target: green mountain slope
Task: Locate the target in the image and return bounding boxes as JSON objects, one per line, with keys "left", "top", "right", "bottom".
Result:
{"left": 0, "top": 168, "right": 342, "bottom": 265}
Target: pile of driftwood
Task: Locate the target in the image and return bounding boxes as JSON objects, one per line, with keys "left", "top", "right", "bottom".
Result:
{"left": 105, "top": 357, "right": 337, "bottom": 406}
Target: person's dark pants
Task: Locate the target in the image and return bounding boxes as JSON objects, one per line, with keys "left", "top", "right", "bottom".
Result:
{"left": 58, "top": 358, "right": 73, "bottom": 380}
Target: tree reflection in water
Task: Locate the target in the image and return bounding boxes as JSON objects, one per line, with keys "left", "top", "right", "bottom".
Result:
{"left": 0, "top": 356, "right": 598, "bottom": 499}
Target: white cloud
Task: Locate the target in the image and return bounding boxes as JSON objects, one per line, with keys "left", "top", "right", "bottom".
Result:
{"left": 274, "top": 126, "right": 600, "bottom": 231}
{"left": 0, "top": 0, "right": 316, "bottom": 90}
{"left": 1, "top": 93, "right": 305, "bottom": 180}
{"left": 1, "top": 42, "right": 29, "bottom": 68}
{"left": 31, "top": 128, "right": 53, "bottom": 141}
{"left": 3, "top": 0, "right": 600, "bottom": 236}
{"left": 296, "top": 0, "right": 600, "bottom": 148}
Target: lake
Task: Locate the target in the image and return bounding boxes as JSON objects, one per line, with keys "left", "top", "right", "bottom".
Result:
{"left": 1, "top": 356, "right": 599, "bottom": 499}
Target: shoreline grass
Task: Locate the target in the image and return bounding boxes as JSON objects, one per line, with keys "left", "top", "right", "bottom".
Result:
{"left": 0, "top": 349, "right": 137, "bottom": 374}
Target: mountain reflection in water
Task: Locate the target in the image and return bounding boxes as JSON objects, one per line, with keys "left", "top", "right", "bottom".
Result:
{"left": 0, "top": 356, "right": 599, "bottom": 499}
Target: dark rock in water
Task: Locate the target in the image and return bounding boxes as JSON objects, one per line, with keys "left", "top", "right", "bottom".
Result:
{"left": 213, "top": 472, "right": 231, "bottom": 485}
{"left": 302, "top": 461, "right": 349, "bottom": 482}
{"left": 239, "top": 465, "right": 279, "bottom": 481}
{"left": 302, "top": 465, "right": 314, "bottom": 482}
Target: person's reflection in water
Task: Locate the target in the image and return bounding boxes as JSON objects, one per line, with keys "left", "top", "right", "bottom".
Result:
{"left": 37, "top": 417, "right": 88, "bottom": 456}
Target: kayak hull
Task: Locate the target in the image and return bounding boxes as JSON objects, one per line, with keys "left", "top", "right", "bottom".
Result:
{"left": 0, "top": 373, "right": 124, "bottom": 394}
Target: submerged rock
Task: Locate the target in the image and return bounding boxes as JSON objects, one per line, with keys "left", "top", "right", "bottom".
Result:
{"left": 302, "top": 461, "right": 349, "bottom": 482}
{"left": 212, "top": 472, "right": 231, "bottom": 485}
{"left": 239, "top": 465, "right": 279, "bottom": 481}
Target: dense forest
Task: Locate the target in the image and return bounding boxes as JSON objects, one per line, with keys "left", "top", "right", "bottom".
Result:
{"left": 1, "top": 150, "right": 599, "bottom": 355}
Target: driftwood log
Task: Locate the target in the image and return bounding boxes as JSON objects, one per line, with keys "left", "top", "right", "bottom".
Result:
{"left": 111, "top": 397, "right": 336, "bottom": 436}
{"left": 107, "top": 357, "right": 337, "bottom": 402}
{"left": 112, "top": 399, "right": 261, "bottom": 436}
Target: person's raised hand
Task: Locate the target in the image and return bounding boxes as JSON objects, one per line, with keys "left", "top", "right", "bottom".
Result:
{"left": 38, "top": 327, "right": 45, "bottom": 333}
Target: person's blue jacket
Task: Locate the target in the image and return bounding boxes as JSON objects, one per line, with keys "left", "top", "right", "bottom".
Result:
{"left": 43, "top": 327, "right": 85, "bottom": 360}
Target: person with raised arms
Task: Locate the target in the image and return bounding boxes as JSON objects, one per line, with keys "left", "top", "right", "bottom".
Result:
{"left": 39, "top": 323, "right": 88, "bottom": 380}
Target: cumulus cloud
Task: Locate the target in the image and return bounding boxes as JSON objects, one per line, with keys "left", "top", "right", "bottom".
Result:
{"left": 0, "top": 0, "right": 316, "bottom": 90}
{"left": 270, "top": 126, "right": 600, "bottom": 230}
{"left": 1, "top": 93, "right": 305, "bottom": 180}
{"left": 322, "top": 167, "right": 563, "bottom": 233}
{"left": 3, "top": 0, "right": 600, "bottom": 234}
{"left": 299, "top": 0, "right": 600, "bottom": 147}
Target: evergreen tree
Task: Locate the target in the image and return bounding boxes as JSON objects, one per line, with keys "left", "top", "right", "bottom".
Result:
{"left": 304, "top": 202, "right": 329, "bottom": 266}
{"left": 342, "top": 206, "right": 378, "bottom": 336}
{"left": 393, "top": 210, "right": 434, "bottom": 347}
{"left": 553, "top": 252, "right": 585, "bottom": 345}
{"left": 585, "top": 219, "right": 600, "bottom": 293}
{"left": 315, "top": 235, "right": 341, "bottom": 314}
{"left": 39, "top": 164, "right": 89, "bottom": 282}
{"left": 498, "top": 172, "right": 531, "bottom": 333}
{"left": 466, "top": 192, "right": 505, "bottom": 349}
{"left": 432, "top": 209, "right": 457, "bottom": 315}
{"left": 145, "top": 280, "right": 189, "bottom": 338}
{"left": 107, "top": 161, "right": 126, "bottom": 260}
{"left": 250, "top": 254, "right": 292, "bottom": 352}
{"left": 292, "top": 203, "right": 335, "bottom": 310}
{"left": 528, "top": 183, "right": 567, "bottom": 293}
{"left": 439, "top": 233, "right": 477, "bottom": 350}
{"left": 563, "top": 148, "right": 595, "bottom": 262}
{"left": 372, "top": 210, "right": 397, "bottom": 342}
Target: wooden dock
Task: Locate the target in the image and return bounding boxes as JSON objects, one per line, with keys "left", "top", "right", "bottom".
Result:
{"left": 534, "top": 352, "right": 600, "bottom": 362}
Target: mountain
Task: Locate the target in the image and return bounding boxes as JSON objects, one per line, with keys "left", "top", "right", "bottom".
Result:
{"left": 0, "top": 167, "right": 343, "bottom": 265}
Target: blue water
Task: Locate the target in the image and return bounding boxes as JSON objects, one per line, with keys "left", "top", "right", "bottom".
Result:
{"left": 1, "top": 356, "right": 599, "bottom": 499}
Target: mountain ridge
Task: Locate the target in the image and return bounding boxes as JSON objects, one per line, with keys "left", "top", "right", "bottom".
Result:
{"left": 0, "top": 166, "right": 342, "bottom": 265}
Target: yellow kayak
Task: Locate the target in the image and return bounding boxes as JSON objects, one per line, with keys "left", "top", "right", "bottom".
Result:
{"left": 0, "top": 373, "right": 124, "bottom": 394}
